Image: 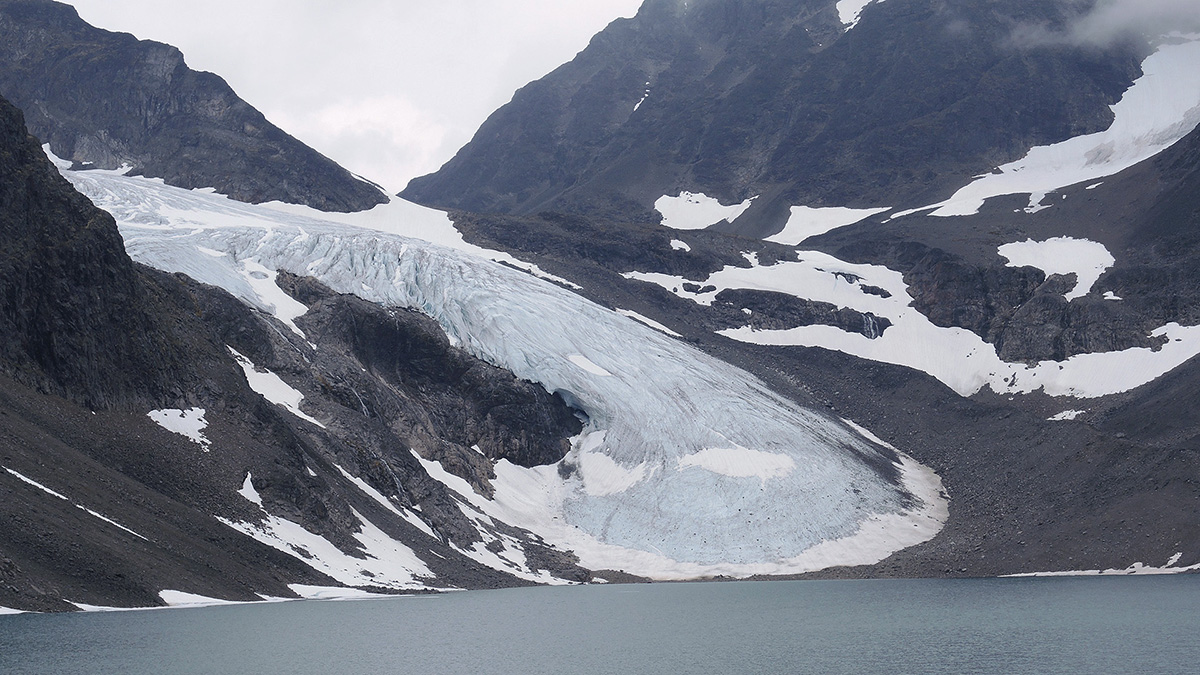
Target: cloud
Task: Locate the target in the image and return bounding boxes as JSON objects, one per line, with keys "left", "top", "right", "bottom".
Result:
{"left": 1013, "top": 0, "right": 1200, "bottom": 48}
{"left": 68, "top": 1, "right": 643, "bottom": 190}
{"left": 268, "top": 97, "right": 450, "bottom": 194}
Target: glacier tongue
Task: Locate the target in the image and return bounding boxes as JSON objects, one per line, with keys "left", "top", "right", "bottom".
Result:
{"left": 64, "top": 165, "right": 946, "bottom": 579}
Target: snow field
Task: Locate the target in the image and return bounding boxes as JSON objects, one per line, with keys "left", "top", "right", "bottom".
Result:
{"left": 222, "top": 472, "right": 434, "bottom": 591}
{"left": 655, "top": 191, "right": 756, "bottom": 230}
{"left": 626, "top": 247, "right": 1200, "bottom": 399}
{"left": 147, "top": 408, "right": 211, "bottom": 450}
{"left": 913, "top": 36, "right": 1200, "bottom": 218}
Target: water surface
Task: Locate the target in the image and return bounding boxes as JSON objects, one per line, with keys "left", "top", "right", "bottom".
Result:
{"left": 2, "top": 576, "right": 1197, "bottom": 674}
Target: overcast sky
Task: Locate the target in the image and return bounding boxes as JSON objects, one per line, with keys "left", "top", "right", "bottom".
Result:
{"left": 68, "top": 1, "right": 643, "bottom": 193}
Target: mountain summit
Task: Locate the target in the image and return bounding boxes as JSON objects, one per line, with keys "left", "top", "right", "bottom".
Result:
{"left": 0, "top": 0, "right": 387, "bottom": 212}
{"left": 402, "top": 0, "right": 1145, "bottom": 235}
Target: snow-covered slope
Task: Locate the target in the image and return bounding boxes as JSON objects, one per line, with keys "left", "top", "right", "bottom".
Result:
{"left": 58, "top": 158, "right": 946, "bottom": 580}
{"left": 625, "top": 244, "right": 1200, "bottom": 399}
{"left": 900, "top": 35, "right": 1200, "bottom": 219}
{"left": 619, "top": 33, "right": 1200, "bottom": 400}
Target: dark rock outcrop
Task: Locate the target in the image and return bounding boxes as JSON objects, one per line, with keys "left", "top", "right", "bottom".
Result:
{"left": 0, "top": 0, "right": 386, "bottom": 212}
{"left": 275, "top": 272, "right": 582, "bottom": 483}
{"left": 710, "top": 288, "right": 891, "bottom": 338}
{"left": 0, "top": 94, "right": 203, "bottom": 409}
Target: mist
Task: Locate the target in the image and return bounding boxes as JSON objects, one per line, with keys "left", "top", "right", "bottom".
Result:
{"left": 1013, "top": 0, "right": 1200, "bottom": 49}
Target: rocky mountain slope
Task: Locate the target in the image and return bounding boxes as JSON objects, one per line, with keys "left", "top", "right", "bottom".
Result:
{"left": 400, "top": 0, "right": 1200, "bottom": 579}
{"left": 0, "top": 95, "right": 587, "bottom": 612}
{"left": 5, "top": 0, "right": 1200, "bottom": 612}
{"left": 0, "top": 0, "right": 386, "bottom": 212}
{"left": 402, "top": 0, "right": 1145, "bottom": 234}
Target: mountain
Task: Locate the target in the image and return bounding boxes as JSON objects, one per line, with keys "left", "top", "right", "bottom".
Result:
{"left": 402, "top": 0, "right": 1145, "bottom": 234}
{"left": 0, "top": 0, "right": 387, "bottom": 212}
{"left": 402, "top": 0, "right": 1200, "bottom": 579}
{"left": 5, "top": 0, "right": 1200, "bottom": 612}
{"left": 0, "top": 93, "right": 593, "bottom": 611}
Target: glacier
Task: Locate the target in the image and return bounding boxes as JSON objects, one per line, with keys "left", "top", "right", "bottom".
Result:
{"left": 57, "top": 159, "right": 946, "bottom": 580}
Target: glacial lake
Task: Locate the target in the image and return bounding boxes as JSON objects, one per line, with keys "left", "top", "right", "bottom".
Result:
{"left": 2, "top": 576, "right": 1197, "bottom": 674}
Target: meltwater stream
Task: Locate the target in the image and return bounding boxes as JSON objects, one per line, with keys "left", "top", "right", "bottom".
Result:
{"left": 61, "top": 163, "right": 945, "bottom": 578}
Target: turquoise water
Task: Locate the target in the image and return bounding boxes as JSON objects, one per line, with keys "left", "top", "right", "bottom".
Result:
{"left": 2, "top": 576, "right": 1197, "bottom": 674}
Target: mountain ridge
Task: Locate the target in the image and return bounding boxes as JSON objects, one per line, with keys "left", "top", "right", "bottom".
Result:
{"left": 402, "top": 0, "right": 1145, "bottom": 235}
{"left": 0, "top": 0, "right": 387, "bottom": 212}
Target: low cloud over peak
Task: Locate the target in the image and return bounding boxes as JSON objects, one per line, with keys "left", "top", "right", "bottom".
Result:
{"left": 1014, "top": 0, "right": 1200, "bottom": 49}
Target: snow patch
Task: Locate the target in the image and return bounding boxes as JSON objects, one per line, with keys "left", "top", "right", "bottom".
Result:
{"left": 335, "top": 465, "right": 438, "bottom": 539}
{"left": 1104, "top": 291, "right": 1123, "bottom": 301}
{"left": 568, "top": 354, "right": 613, "bottom": 377}
{"left": 1005, "top": 553, "right": 1200, "bottom": 577}
{"left": 147, "top": 408, "right": 211, "bottom": 450}
{"left": 998, "top": 237, "right": 1115, "bottom": 300}
{"left": 219, "top": 496, "right": 433, "bottom": 591}
{"left": 837, "top": 0, "right": 886, "bottom": 28}
{"left": 614, "top": 308, "right": 681, "bottom": 337}
{"left": 923, "top": 37, "right": 1200, "bottom": 217}
{"left": 412, "top": 452, "right": 571, "bottom": 584}
{"left": 677, "top": 444, "right": 796, "bottom": 482}
{"left": 1048, "top": 410, "right": 1085, "bottom": 421}
{"left": 633, "top": 84, "right": 651, "bottom": 112}
{"left": 237, "top": 472, "right": 263, "bottom": 506}
{"left": 237, "top": 258, "right": 311, "bottom": 340}
{"left": 765, "top": 205, "right": 891, "bottom": 246}
{"left": 228, "top": 347, "right": 326, "bottom": 428}
{"left": 655, "top": 192, "right": 756, "bottom": 230}
{"left": 1024, "top": 192, "right": 1053, "bottom": 214}
{"left": 3, "top": 467, "right": 148, "bottom": 541}
{"left": 670, "top": 239, "right": 691, "bottom": 252}
{"left": 0, "top": 606, "right": 24, "bottom": 615}
{"left": 158, "top": 591, "right": 242, "bottom": 608}
{"left": 287, "top": 585, "right": 394, "bottom": 601}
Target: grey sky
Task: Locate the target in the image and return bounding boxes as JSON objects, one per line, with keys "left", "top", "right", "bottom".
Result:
{"left": 68, "top": 1, "right": 643, "bottom": 193}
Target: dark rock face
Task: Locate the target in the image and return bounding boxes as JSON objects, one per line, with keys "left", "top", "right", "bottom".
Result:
{"left": 275, "top": 272, "right": 581, "bottom": 483}
{"left": 0, "top": 0, "right": 386, "bottom": 212}
{"left": 711, "top": 288, "right": 892, "bottom": 338}
{"left": 829, "top": 241, "right": 1167, "bottom": 363}
{"left": 403, "top": 0, "right": 1142, "bottom": 234}
{"left": 0, "top": 95, "right": 203, "bottom": 409}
